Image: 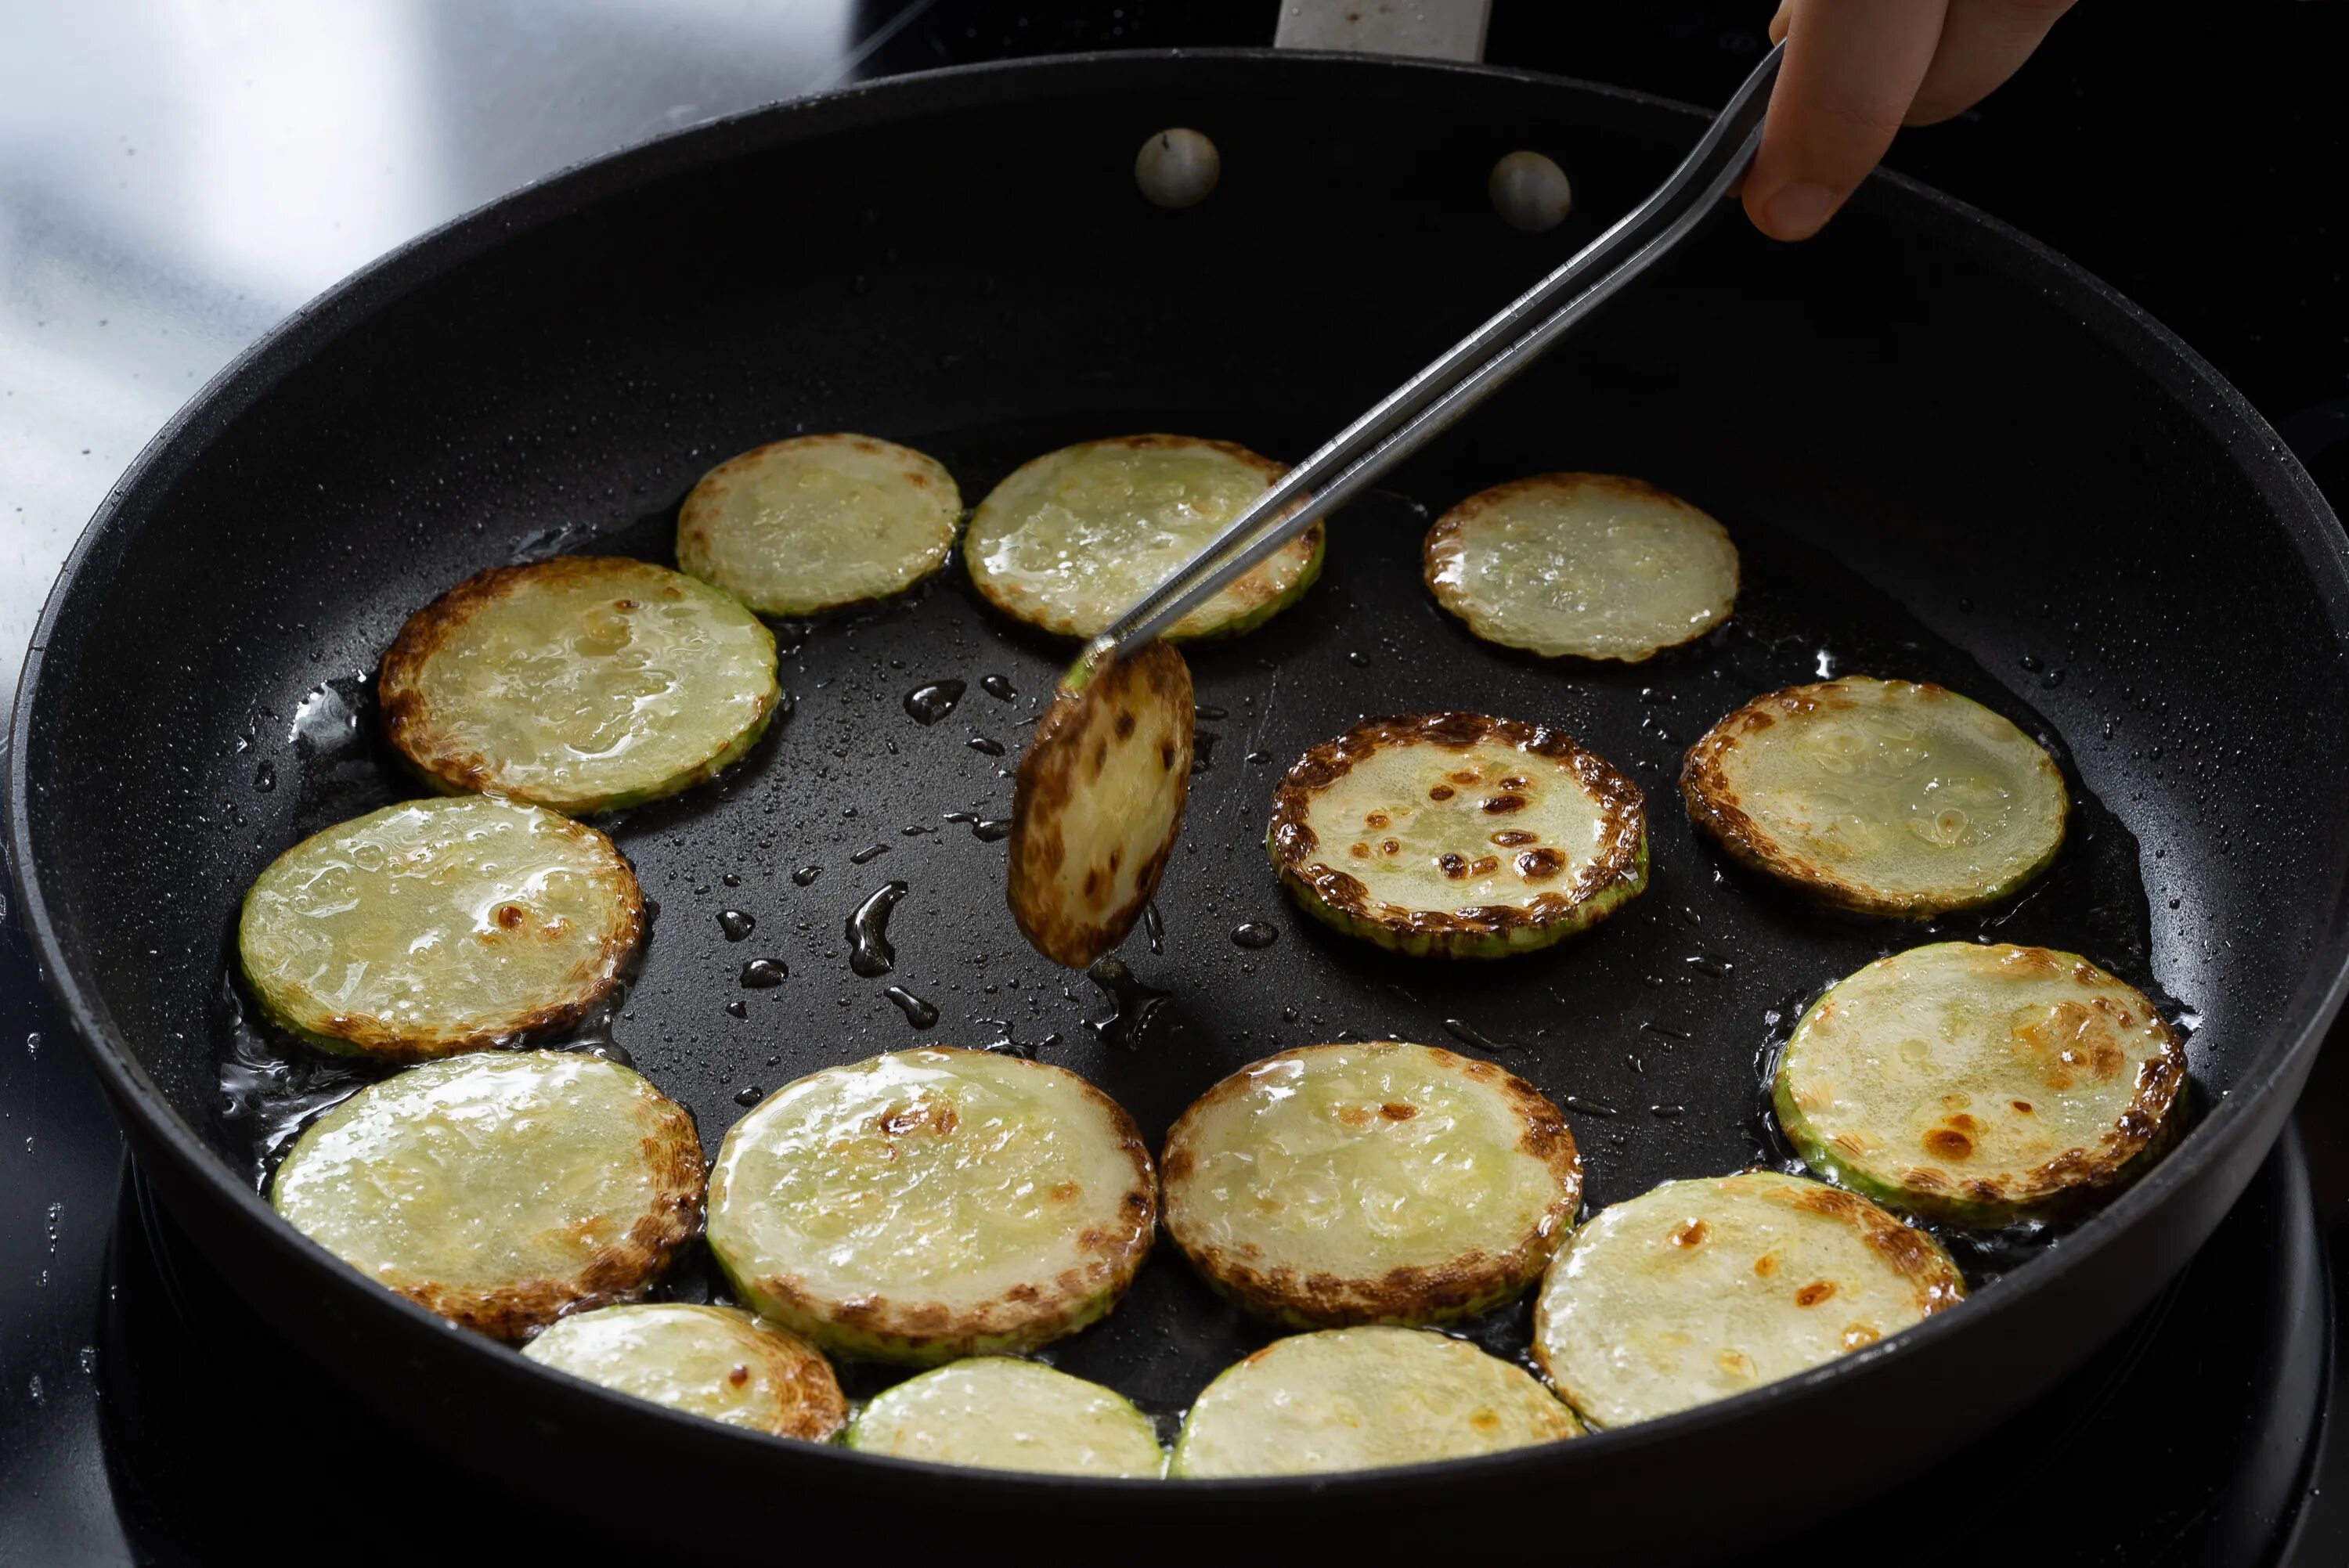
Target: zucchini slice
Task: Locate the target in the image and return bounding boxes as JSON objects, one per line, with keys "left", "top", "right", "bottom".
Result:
{"left": 1424, "top": 473, "right": 1738, "bottom": 661}
{"left": 1266, "top": 712, "right": 1647, "bottom": 959}
{"left": 1680, "top": 676, "right": 2067, "bottom": 916}
{"left": 1161, "top": 1041, "right": 1580, "bottom": 1328}
{"left": 1170, "top": 1327, "right": 1578, "bottom": 1479}
{"left": 521, "top": 1303, "right": 847, "bottom": 1440}
{"left": 236, "top": 796, "right": 642, "bottom": 1061}
{"left": 1532, "top": 1170, "right": 1964, "bottom": 1429}
{"left": 1775, "top": 942, "right": 2187, "bottom": 1226}
{"left": 705, "top": 1047, "right": 1156, "bottom": 1364}
{"left": 1009, "top": 640, "right": 1193, "bottom": 969}
{"left": 380, "top": 556, "right": 779, "bottom": 815}
{"left": 965, "top": 435, "right": 1323, "bottom": 641}
{"left": 676, "top": 433, "right": 962, "bottom": 615}
{"left": 845, "top": 1357, "right": 1165, "bottom": 1477}
{"left": 270, "top": 1051, "right": 703, "bottom": 1342}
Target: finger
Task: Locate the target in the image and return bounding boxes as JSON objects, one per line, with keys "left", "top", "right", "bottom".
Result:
{"left": 1906, "top": 0, "right": 2075, "bottom": 124}
{"left": 1744, "top": 0, "right": 1947, "bottom": 242}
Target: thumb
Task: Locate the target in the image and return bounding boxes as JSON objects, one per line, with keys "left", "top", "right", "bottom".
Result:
{"left": 1745, "top": 0, "right": 1947, "bottom": 241}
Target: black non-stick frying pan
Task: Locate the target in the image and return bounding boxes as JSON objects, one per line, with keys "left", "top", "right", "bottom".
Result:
{"left": 10, "top": 49, "right": 2348, "bottom": 1565}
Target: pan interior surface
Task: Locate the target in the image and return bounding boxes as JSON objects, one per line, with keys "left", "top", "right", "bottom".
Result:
{"left": 11, "top": 53, "right": 2347, "bottom": 1509}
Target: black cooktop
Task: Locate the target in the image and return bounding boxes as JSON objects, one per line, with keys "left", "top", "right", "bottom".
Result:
{"left": 5, "top": 3, "right": 2345, "bottom": 1563}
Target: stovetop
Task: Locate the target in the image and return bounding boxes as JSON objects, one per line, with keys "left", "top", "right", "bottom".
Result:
{"left": 4, "top": 4, "right": 2345, "bottom": 1563}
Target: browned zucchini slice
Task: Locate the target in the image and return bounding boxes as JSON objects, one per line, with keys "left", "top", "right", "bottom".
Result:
{"left": 380, "top": 555, "right": 778, "bottom": 815}
{"left": 1425, "top": 472, "right": 1737, "bottom": 661}
{"left": 269, "top": 1051, "right": 702, "bottom": 1341}
{"left": 1008, "top": 640, "right": 1193, "bottom": 968}
{"left": 1680, "top": 676, "right": 2066, "bottom": 916}
{"left": 1266, "top": 712, "right": 1647, "bottom": 958}
{"left": 965, "top": 434, "right": 1322, "bottom": 641}
{"left": 1532, "top": 1170, "right": 1965, "bottom": 1429}
{"left": 1161, "top": 1041, "right": 1579, "bottom": 1328}
{"left": 1775, "top": 942, "right": 2187, "bottom": 1225}
{"left": 676, "top": 432, "right": 961, "bottom": 615}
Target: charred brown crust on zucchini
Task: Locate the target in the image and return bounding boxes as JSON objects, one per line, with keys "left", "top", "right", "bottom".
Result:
{"left": 1759, "top": 1175, "right": 1968, "bottom": 1315}
{"left": 1266, "top": 712, "right": 1645, "bottom": 956}
{"left": 1161, "top": 1044, "right": 1580, "bottom": 1327}
{"left": 1008, "top": 641, "right": 1193, "bottom": 968}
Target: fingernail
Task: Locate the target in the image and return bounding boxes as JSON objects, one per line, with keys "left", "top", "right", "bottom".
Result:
{"left": 1762, "top": 182, "right": 1838, "bottom": 239}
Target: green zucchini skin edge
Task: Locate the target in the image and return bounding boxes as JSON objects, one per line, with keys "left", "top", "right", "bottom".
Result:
{"left": 1266, "top": 830, "right": 1650, "bottom": 960}
{"left": 1771, "top": 979, "right": 2188, "bottom": 1229}
{"left": 1168, "top": 528, "right": 1326, "bottom": 643}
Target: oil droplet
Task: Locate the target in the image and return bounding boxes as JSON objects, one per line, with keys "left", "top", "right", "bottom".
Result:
{"left": 848, "top": 882, "right": 910, "bottom": 977}
{"left": 972, "top": 819, "right": 1012, "bottom": 843}
{"left": 1085, "top": 957, "right": 1170, "bottom": 1049}
{"left": 739, "top": 958, "right": 788, "bottom": 988}
{"left": 983, "top": 1030, "right": 1060, "bottom": 1060}
{"left": 725, "top": 1000, "right": 749, "bottom": 1019}
{"left": 904, "top": 679, "right": 967, "bottom": 724}
{"left": 980, "top": 674, "right": 1016, "bottom": 701}
{"left": 1143, "top": 902, "right": 1166, "bottom": 954}
{"left": 1651, "top": 1104, "right": 1686, "bottom": 1119}
{"left": 792, "top": 865, "right": 821, "bottom": 886}
{"left": 718, "top": 910, "right": 756, "bottom": 942}
{"left": 850, "top": 842, "right": 889, "bottom": 865}
{"left": 1564, "top": 1095, "right": 1620, "bottom": 1118}
{"left": 967, "top": 735, "right": 1006, "bottom": 757}
{"left": 252, "top": 762, "right": 276, "bottom": 792}
{"left": 1194, "top": 704, "right": 1229, "bottom": 721}
{"left": 884, "top": 986, "right": 940, "bottom": 1028}
{"left": 1230, "top": 921, "right": 1278, "bottom": 950}
{"left": 1685, "top": 953, "right": 1732, "bottom": 978}
{"left": 1442, "top": 1018, "right": 1520, "bottom": 1053}
{"left": 734, "top": 1085, "right": 765, "bottom": 1107}
{"left": 722, "top": 873, "right": 741, "bottom": 888}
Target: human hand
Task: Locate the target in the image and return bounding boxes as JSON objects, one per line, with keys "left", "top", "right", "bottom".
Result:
{"left": 1743, "top": 0, "right": 2077, "bottom": 241}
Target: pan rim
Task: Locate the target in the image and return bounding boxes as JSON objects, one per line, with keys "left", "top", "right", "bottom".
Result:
{"left": 9, "top": 45, "right": 2348, "bottom": 1499}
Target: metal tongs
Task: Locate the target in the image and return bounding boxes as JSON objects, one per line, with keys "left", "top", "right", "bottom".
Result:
{"left": 1088, "top": 41, "right": 1786, "bottom": 664}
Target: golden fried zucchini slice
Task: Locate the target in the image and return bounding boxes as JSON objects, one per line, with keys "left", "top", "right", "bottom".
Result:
{"left": 270, "top": 1051, "right": 702, "bottom": 1341}
{"left": 1170, "top": 1327, "right": 1578, "bottom": 1478}
{"left": 380, "top": 556, "right": 778, "bottom": 815}
{"left": 845, "top": 1357, "right": 1165, "bottom": 1477}
{"left": 521, "top": 1303, "right": 846, "bottom": 1440}
{"left": 1266, "top": 712, "right": 1647, "bottom": 958}
{"left": 1008, "top": 640, "right": 1192, "bottom": 968}
{"left": 1425, "top": 473, "right": 1737, "bottom": 661}
{"left": 965, "top": 435, "right": 1322, "bottom": 640}
{"left": 1162, "top": 1042, "right": 1579, "bottom": 1328}
{"left": 236, "top": 796, "right": 641, "bottom": 1061}
{"left": 1532, "top": 1170, "right": 1964, "bottom": 1429}
{"left": 1776, "top": 943, "right": 2187, "bottom": 1227}
{"left": 1680, "top": 676, "right": 2066, "bottom": 916}
{"left": 705, "top": 1048, "right": 1156, "bottom": 1365}
{"left": 676, "top": 432, "right": 962, "bottom": 615}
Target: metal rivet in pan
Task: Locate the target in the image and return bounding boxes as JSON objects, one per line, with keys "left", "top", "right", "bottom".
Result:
{"left": 1488, "top": 150, "right": 1572, "bottom": 232}
{"left": 1136, "top": 128, "right": 1220, "bottom": 209}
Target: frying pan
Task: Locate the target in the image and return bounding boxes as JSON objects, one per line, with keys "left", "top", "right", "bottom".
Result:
{"left": 9, "top": 49, "right": 2347, "bottom": 1565}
